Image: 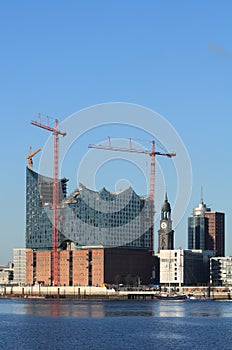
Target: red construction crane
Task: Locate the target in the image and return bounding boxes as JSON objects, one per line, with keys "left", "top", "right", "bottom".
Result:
{"left": 31, "top": 115, "right": 66, "bottom": 286}
{"left": 88, "top": 137, "right": 176, "bottom": 251}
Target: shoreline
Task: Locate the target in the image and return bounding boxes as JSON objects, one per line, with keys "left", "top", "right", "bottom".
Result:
{"left": 1, "top": 285, "right": 231, "bottom": 301}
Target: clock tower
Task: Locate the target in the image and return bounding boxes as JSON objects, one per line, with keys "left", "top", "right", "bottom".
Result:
{"left": 158, "top": 192, "right": 174, "bottom": 252}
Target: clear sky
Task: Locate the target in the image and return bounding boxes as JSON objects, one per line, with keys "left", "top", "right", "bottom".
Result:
{"left": 0, "top": 0, "right": 232, "bottom": 264}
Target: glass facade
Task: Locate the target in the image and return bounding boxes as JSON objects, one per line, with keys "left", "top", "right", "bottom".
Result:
{"left": 188, "top": 216, "right": 206, "bottom": 250}
{"left": 26, "top": 168, "right": 152, "bottom": 250}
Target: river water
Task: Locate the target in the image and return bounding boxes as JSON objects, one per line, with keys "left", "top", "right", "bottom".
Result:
{"left": 0, "top": 298, "right": 232, "bottom": 349}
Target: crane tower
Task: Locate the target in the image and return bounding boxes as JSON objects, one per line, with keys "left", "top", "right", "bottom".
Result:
{"left": 31, "top": 115, "right": 66, "bottom": 286}
{"left": 88, "top": 137, "right": 176, "bottom": 251}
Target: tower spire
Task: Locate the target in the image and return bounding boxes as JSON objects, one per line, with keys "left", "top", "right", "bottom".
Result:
{"left": 201, "top": 185, "right": 204, "bottom": 204}
{"left": 165, "top": 188, "right": 168, "bottom": 202}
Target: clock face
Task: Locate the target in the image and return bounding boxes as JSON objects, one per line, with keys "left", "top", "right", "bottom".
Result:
{"left": 161, "top": 222, "right": 167, "bottom": 229}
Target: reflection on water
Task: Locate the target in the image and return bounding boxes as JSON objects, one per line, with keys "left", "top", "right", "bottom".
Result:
{"left": 0, "top": 299, "right": 232, "bottom": 318}
{"left": 1, "top": 299, "right": 232, "bottom": 350}
{"left": 26, "top": 300, "right": 108, "bottom": 318}
{"left": 24, "top": 300, "right": 154, "bottom": 318}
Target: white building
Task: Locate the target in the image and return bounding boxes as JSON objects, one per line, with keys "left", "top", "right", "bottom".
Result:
{"left": 210, "top": 257, "right": 232, "bottom": 286}
{"left": 0, "top": 263, "right": 14, "bottom": 285}
{"left": 159, "top": 249, "right": 212, "bottom": 289}
{"left": 13, "top": 248, "right": 30, "bottom": 285}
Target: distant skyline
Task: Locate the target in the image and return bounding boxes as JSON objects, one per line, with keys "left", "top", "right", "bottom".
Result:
{"left": 0, "top": 1, "right": 232, "bottom": 264}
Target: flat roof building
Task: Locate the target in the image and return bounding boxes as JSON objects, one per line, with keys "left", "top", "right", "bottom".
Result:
{"left": 13, "top": 248, "right": 31, "bottom": 285}
{"left": 26, "top": 247, "right": 153, "bottom": 287}
{"left": 159, "top": 249, "right": 212, "bottom": 288}
{"left": 210, "top": 256, "right": 232, "bottom": 287}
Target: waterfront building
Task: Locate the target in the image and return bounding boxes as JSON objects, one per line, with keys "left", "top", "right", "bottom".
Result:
{"left": 26, "top": 167, "right": 152, "bottom": 251}
{"left": 159, "top": 249, "right": 211, "bottom": 288}
{"left": 210, "top": 256, "right": 232, "bottom": 287}
{"left": 0, "top": 263, "right": 14, "bottom": 285}
{"left": 188, "top": 197, "right": 225, "bottom": 256}
{"left": 25, "top": 167, "right": 153, "bottom": 286}
{"left": 26, "top": 246, "right": 153, "bottom": 286}
{"left": 158, "top": 193, "right": 174, "bottom": 252}
{"left": 13, "top": 248, "right": 30, "bottom": 285}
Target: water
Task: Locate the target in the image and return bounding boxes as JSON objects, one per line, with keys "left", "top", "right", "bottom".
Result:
{"left": 0, "top": 299, "right": 232, "bottom": 349}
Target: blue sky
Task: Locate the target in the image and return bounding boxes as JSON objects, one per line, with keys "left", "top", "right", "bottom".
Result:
{"left": 0, "top": 0, "right": 232, "bottom": 264}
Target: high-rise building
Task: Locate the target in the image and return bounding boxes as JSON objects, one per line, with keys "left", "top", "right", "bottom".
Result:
{"left": 188, "top": 198, "right": 225, "bottom": 257}
{"left": 26, "top": 167, "right": 152, "bottom": 251}
{"left": 205, "top": 211, "right": 225, "bottom": 257}
{"left": 158, "top": 193, "right": 174, "bottom": 252}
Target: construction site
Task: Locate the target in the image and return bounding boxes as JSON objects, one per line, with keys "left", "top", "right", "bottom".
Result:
{"left": 25, "top": 115, "right": 176, "bottom": 288}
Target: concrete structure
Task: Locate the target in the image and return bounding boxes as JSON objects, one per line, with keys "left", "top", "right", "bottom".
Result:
{"left": 210, "top": 256, "right": 232, "bottom": 287}
{"left": 158, "top": 193, "right": 174, "bottom": 252}
{"left": 26, "top": 246, "right": 153, "bottom": 287}
{"left": 188, "top": 198, "right": 225, "bottom": 257}
{"left": 159, "top": 249, "right": 212, "bottom": 289}
{"left": 0, "top": 263, "right": 14, "bottom": 285}
{"left": 13, "top": 248, "right": 30, "bottom": 285}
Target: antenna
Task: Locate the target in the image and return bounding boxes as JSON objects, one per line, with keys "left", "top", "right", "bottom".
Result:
{"left": 201, "top": 185, "right": 204, "bottom": 204}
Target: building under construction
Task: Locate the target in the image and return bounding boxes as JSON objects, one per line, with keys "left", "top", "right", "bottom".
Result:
{"left": 25, "top": 167, "right": 153, "bottom": 286}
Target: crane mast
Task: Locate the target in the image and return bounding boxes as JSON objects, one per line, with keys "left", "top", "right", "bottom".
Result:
{"left": 26, "top": 147, "right": 41, "bottom": 170}
{"left": 31, "top": 116, "right": 66, "bottom": 286}
{"left": 88, "top": 137, "right": 176, "bottom": 251}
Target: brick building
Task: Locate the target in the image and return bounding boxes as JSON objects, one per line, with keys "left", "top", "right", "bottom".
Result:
{"left": 205, "top": 212, "right": 225, "bottom": 257}
{"left": 26, "top": 247, "right": 153, "bottom": 286}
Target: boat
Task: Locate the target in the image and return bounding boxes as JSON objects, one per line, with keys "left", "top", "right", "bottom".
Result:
{"left": 155, "top": 293, "right": 187, "bottom": 301}
{"left": 187, "top": 294, "right": 207, "bottom": 301}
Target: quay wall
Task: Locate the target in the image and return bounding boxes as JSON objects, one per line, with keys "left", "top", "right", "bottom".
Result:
{"left": 0, "top": 285, "right": 231, "bottom": 300}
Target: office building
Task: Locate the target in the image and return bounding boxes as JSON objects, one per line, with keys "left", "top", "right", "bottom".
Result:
{"left": 205, "top": 211, "right": 225, "bottom": 257}
{"left": 159, "top": 249, "right": 211, "bottom": 288}
{"left": 188, "top": 198, "right": 225, "bottom": 256}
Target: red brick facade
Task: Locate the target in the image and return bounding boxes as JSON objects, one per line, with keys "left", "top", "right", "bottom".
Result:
{"left": 59, "top": 250, "right": 70, "bottom": 286}
{"left": 91, "top": 249, "right": 104, "bottom": 286}
{"left": 26, "top": 250, "right": 34, "bottom": 285}
{"left": 26, "top": 247, "right": 152, "bottom": 286}
{"left": 72, "top": 249, "right": 89, "bottom": 286}
{"left": 36, "top": 251, "right": 52, "bottom": 285}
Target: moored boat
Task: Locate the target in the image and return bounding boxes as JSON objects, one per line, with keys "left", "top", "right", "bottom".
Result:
{"left": 155, "top": 293, "right": 187, "bottom": 300}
